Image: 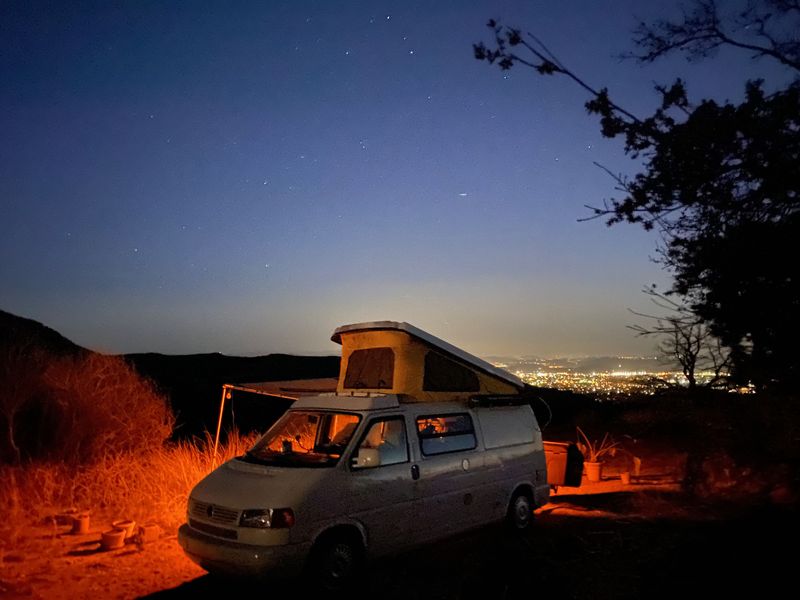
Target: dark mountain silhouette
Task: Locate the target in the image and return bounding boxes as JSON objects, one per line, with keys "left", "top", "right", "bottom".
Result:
{"left": 0, "top": 309, "right": 86, "bottom": 356}
{"left": 126, "top": 352, "right": 340, "bottom": 438}
{"left": 0, "top": 310, "right": 339, "bottom": 437}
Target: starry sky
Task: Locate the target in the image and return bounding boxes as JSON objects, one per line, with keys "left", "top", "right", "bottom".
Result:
{"left": 0, "top": 1, "right": 788, "bottom": 358}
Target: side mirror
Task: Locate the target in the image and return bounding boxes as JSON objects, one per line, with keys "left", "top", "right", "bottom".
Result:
{"left": 352, "top": 448, "right": 381, "bottom": 469}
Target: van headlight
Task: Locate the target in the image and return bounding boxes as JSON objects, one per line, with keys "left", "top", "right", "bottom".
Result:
{"left": 239, "top": 508, "right": 295, "bottom": 529}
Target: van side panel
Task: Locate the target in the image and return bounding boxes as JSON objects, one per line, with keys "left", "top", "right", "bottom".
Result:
{"left": 474, "top": 405, "right": 548, "bottom": 518}
{"left": 478, "top": 405, "right": 537, "bottom": 449}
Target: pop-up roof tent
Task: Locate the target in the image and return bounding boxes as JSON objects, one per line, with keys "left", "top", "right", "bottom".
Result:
{"left": 331, "top": 321, "right": 523, "bottom": 400}
{"left": 225, "top": 320, "right": 523, "bottom": 401}
{"left": 212, "top": 321, "right": 525, "bottom": 460}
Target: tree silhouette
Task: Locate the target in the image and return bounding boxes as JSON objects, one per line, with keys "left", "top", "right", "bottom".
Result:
{"left": 474, "top": 1, "right": 800, "bottom": 390}
{"left": 629, "top": 287, "right": 731, "bottom": 392}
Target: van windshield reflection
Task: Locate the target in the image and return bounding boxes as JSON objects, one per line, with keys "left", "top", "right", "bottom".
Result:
{"left": 240, "top": 410, "right": 361, "bottom": 468}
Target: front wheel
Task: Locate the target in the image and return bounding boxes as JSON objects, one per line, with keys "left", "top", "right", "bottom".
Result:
{"left": 309, "top": 536, "right": 361, "bottom": 591}
{"left": 506, "top": 492, "right": 533, "bottom": 531}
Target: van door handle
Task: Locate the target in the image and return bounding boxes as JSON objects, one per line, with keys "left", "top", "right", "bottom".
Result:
{"left": 411, "top": 464, "right": 420, "bottom": 480}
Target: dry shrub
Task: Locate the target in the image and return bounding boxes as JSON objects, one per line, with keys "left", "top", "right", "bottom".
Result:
{"left": 0, "top": 343, "right": 49, "bottom": 463}
{"left": 41, "top": 353, "right": 174, "bottom": 464}
{"left": 1, "top": 349, "right": 175, "bottom": 464}
{"left": 65, "top": 430, "right": 259, "bottom": 529}
{"left": 0, "top": 339, "right": 269, "bottom": 550}
{"left": 0, "top": 429, "right": 260, "bottom": 547}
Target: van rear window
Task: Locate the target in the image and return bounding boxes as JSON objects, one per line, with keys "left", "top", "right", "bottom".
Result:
{"left": 416, "top": 413, "right": 476, "bottom": 456}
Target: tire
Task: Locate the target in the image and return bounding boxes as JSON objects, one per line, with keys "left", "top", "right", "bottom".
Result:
{"left": 506, "top": 491, "right": 533, "bottom": 531}
{"left": 309, "top": 536, "right": 361, "bottom": 592}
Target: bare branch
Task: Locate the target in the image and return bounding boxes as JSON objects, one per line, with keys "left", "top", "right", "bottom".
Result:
{"left": 630, "top": 0, "right": 800, "bottom": 72}
{"left": 628, "top": 287, "right": 731, "bottom": 390}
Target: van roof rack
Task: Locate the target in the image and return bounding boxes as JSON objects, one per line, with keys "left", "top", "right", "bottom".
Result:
{"left": 467, "top": 394, "right": 530, "bottom": 407}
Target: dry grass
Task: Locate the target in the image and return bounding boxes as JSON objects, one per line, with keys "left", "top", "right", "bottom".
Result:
{"left": 1, "top": 351, "right": 175, "bottom": 464}
{"left": 0, "top": 343, "right": 264, "bottom": 553}
{"left": 0, "top": 430, "right": 259, "bottom": 550}
{"left": 41, "top": 353, "right": 175, "bottom": 463}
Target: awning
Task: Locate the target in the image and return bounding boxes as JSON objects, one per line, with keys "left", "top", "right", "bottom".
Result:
{"left": 212, "top": 377, "right": 339, "bottom": 465}
{"left": 223, "top": 377, "right": 339, "bottom": 400}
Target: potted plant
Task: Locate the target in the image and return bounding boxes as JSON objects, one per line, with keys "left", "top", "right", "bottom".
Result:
{"left": 576, "top": 427, "right": 620, "bottom": 482}
{"left": 618, "top": 450, "right": 642, "bottom": 484}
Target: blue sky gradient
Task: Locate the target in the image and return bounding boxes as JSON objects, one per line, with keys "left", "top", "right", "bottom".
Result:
{"left": 1, "top": 1, "right": 788, "bottom": 356}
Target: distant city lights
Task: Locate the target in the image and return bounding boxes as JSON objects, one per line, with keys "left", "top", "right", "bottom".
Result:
{"left": 489, "top": 357, "right": 736, "bottom": 397}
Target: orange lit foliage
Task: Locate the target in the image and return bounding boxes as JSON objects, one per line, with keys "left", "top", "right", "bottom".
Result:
{"left": 0, "top": 350, "right": 189, "bottom": 543}
{"left": 0, "top": 348, "right": 173, "bottom": 465}
{"left": 0, "top": 429, "right": 259, "bottom": 545}
{"left": 0, "top": 342, "right": 48, "bottom": 464}
{"left": 40, "top": 353, "right": 174, "bottom": 464}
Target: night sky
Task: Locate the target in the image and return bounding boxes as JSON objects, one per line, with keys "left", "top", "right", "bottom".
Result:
{"left": 0, "top": 1, "right": 787, "bottom": 357}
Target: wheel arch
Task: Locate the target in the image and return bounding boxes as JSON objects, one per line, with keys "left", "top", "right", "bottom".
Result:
{"left": 507, "top": 482, "right": 535, "bottom": 506}
{"left": 311, "top": 521, "right": 367, "bottom": 556}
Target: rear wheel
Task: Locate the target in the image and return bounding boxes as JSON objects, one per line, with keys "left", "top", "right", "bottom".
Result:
{"left": 506, "top": 491, "right": 533, "bottom": 530}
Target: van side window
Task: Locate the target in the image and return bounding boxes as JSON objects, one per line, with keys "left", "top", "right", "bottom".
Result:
{"left": 423, "top": 351, "right": 480, "bottom": 392}
{"left": 344, "top": 348, "right": 394, "bottom": 389}
{"left": 416, "top": 413, "right": 477, "bottom": 456}
{"left": 352, "top": 418, "right": 408, "bottom": 468}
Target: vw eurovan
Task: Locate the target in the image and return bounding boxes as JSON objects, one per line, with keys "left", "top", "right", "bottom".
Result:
{"left": 178, "top": 322, "right": 550, "bottom": 585}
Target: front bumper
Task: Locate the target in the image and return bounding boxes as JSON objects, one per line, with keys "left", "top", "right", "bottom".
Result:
{"left": 178, "top": 523, "right": 311, "bottom": 579}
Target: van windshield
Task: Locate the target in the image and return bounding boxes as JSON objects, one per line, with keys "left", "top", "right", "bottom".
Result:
{"left": 241, "top": 410, "right": 361, "bottom": 468}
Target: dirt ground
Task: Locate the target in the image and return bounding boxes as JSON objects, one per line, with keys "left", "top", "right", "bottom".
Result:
{"left": 1, "top": 453, "right": 796, "bottom": 600}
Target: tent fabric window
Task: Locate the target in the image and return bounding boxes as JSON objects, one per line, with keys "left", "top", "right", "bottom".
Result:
{"left": 423, "top": 351, "right": 480, "bottom": 392}
{"left": 343, "top": 348, "right": 395, "bottom": 389}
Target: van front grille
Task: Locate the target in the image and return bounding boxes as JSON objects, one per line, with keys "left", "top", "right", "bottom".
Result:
{"left": 189, "top": 499, "right": 240, "bottom": 525}
{"left": 189, "top": 518, "right": 238, "bottom": 540}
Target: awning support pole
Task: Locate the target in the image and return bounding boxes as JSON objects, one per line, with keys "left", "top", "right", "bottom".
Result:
{"left": 212, "top": 385, "right": 229, "bottom": 469}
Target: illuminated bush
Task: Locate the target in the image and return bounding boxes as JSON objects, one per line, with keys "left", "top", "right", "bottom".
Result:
{"left": 0, "top": 342, "right": 48, "bottom": 463}
{"left": 1, "top": 344, "right": 174, "bottom": 464}
{"left": 40, "top": 353, "right": 174, "bottom": 464}
{"left": 0, "top": 430, "right": 259, "bottom": 545}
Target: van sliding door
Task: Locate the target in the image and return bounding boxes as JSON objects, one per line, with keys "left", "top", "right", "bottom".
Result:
{"left": 412, "top": 413, "right": 486, "bottom": 542}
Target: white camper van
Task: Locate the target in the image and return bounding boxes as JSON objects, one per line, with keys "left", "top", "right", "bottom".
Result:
{"left": 178, "top": 322, "right": 549, "bottom": 586}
